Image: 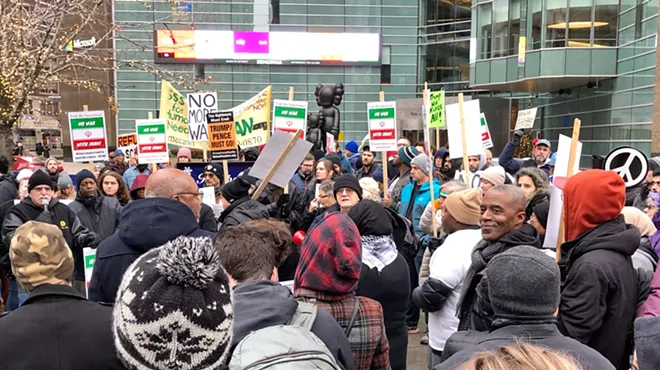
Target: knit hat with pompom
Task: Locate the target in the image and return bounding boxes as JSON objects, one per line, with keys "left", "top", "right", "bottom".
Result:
{"left": 113, "top": 236, "right": 233, "bottom": 370}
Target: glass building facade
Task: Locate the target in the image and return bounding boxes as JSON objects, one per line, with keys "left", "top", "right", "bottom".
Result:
{"left": 113, "top": 0, "right": 419, "bottom": 144}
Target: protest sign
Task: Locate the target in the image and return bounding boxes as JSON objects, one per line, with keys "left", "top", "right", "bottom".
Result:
{"left": 159, "top": 80, "right": 207, "bottom": 150}
{"left": 543, "top": 134, "right": 583, "bottom": 250}
{"left": 250, "top": 130, "right": 313, "bottom": 190}
{"left": 83, "top": 247, "right": 96, "bottom": 297}
{"left": 68, "top": 110, "right": 108, "bottom": 162}
{"left": 429, "top": 90, "right": 445, "bottom": 129}
{"left": 208, "top": 111, "right": 238, "bottom": 161}
{"left": 480, "top": 113, "right": 494, "bottom": 149}
{"left": 446, "top": 99, "right": 483, "bottom": 159}
{"left": 454, "top": 170, "right": 515, "bottom": 189}
{"left": 200, "top": 186, "right": 215, "bottom": 206}
{"left": 326, "top": 133, "right": 335, "bottom": 154}
{"left": 233, "top": 86, "right": 272, "bottom": 148}
{"left": 515, "top": 107, "right": 538, "bottom": 130}
{"left": 136, "top": 118, "right": 169, "bottom": 164}
{"left": 177, "top": 161, "right": 252, "bottom": 188}
{"left": 117, "top": 133, "right": 137, "bottom": 158}
{"left": 603, "top": 146, "right": 648, "bottom": 188}
{"left": 273, "top": 100, "right": 307, "bottom": 138}
{"left": 188, "top": 92, "right": 218, "bottom": 142}
{"left": 367, "top": 101, "right": 397, "bottom": 152}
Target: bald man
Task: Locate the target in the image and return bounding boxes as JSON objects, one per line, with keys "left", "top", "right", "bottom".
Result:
{"left": 88, "top": 168, "right": 216, "bottom": 303}
{"left": 455, "top": 185, "right": 541, "bottom": 332}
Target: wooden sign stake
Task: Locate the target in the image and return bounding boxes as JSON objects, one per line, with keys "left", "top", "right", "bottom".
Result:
{"left": 555, "top": 118, "right": 581, "bottom": 262}
{"left": 81, "top": 105, "right": 96, "bottom": 172}
{"left": 379, "top": 91, "right": 389, "bottom": 192}
{"left": 458, "top": 93, "right": 470, "bottom": 186}
{"left": 283, "top": 86, "right": 295, "bottom": 195}
{"left": 147, "top": 111, "right": 157, "bottom": 173}
{"left": 424, "top": 83, "right": 438, "bottom": 238}
{"left": 251, "top": 129, "right": 303, "bottom": 200}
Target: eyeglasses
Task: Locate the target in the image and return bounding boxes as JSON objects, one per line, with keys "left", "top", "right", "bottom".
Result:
{"left": 175, "top": 191, "right": 204, "bottom": 200}
{"left": 319, "top": 194, "right": 330, "bottom": 199}
{"left": 203, "top": 173, "right": 217, "bottom": 179}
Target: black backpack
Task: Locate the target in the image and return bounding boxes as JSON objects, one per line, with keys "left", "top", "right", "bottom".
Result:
{"left": 384, "top": 207, "right": 419, "bottom": 261}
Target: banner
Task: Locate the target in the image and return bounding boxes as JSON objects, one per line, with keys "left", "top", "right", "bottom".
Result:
{"left": 272, "top": 99, "right": 307, "bottom": 138}
{"left": 233, "top": 86, "right": 272, "bottom": 148}
{"left": 136, "top": 118, "right": 169, "bottom": 164}
{"left": 68, "top": 110, "right": 108, "bottom": 162}
{"left": 188, "top": 92, "right": 218, "bottom": 142}
{"left": 429, "top": 90, "right": 445, "bottom": 128}
{"left": 159, "top": 80, "right": 207, "bottom": 149}
{"left": 117, "top": 133, "right": 137, "bottom": 158}
{"left": 367, "top": 101, "right": 397, "bottom": 151}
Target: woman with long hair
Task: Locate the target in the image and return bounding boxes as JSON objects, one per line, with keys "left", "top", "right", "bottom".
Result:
{"left": 99, "top": 170, "right": 130, "bottom": 206}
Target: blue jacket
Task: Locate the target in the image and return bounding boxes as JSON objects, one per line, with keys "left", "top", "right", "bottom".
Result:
{"left": 122, "top": 166, "right": 150, "bottom": 189}
{"left": 290, "top": 170, "right": 312, "bottom": 192}
{"left": 88, "top": 198, "right": 215, "bottom": 303}
{"left": 398, "top": 179, "right": 441, "bottom": 246}
{"left": 348, "top": 153, "right": 360, "bottom": 168}
{"left": 334, "top": 152, "right": 354, "bottom": 174}
{"left": 499, "top": 136, "right": 551, "bottom": 176}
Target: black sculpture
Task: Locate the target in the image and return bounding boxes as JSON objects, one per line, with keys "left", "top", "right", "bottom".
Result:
{"left": 306, "top": 112, "right": 322, "bottom": 151}
{"left": 307, "top": 83, "right": 344, "bottom": 152}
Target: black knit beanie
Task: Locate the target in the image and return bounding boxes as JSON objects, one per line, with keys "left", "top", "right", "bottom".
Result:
{"left": 487, "top": 246, "right": 560, "bottom": 320}
{"left": 333, "top": 174, "right": 363, "bottom": 201}
{"left": 221, "top": 177, "right": 252, "bottom": 203}
{"left": 28, "top": 170, "right": 54, "bottom": 192}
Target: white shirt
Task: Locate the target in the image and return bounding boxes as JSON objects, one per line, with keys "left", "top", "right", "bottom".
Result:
{"left": 428, "top": 228, "right": 482, "bottom": 351}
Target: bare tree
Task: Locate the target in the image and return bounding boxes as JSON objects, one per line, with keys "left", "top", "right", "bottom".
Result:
{"left": 0, "top": 0, "right": 205, "bottom": 164}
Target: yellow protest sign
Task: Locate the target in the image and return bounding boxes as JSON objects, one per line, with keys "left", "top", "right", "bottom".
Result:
{"left": 233, "top": 86, "right": 272, "bottom": 148}
{"left": 159, "top": 80, "right": 208, "bottom": 149}
{"left": 429, "top": 90, "right": 445, "bottom": 129}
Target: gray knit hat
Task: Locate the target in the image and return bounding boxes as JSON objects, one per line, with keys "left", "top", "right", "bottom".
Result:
{"left": 113, "top": 236, "right": 233, "bottom": 370}
{"left": 487, "top": 246, "right": 560, "bottom": 320}
{"left": 410, "top": 154, "right": 430, "bottom": 175}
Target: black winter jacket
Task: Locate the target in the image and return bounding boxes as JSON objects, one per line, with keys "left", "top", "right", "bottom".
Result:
{"left": 557, "top": 216, "right": 638, "bottom": 370}
{"left": 68, "top": 194, "right": 121, "bottom": 241}
{"left": 2, "top": 197, "right": 96, "bottom": 280}
{"left": 199, "top": 203, "right": 218, "bottom": 232}
{"left": 218, "top": 197, "right": 270, "bottom": 233}
{"left": 437, "top": 323, "right": 615, "bottom": 370}
{"left": 87, "top": 198, "right": 215, "bottom": 303}
{"left": 0, "top": 174, "right": 17, "bottom": 205}
{"left": 0, "top": 284, "right": 125, "bottom": 370}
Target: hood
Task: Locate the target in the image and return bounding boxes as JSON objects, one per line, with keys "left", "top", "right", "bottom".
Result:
{"left": 294, "top": 212, "right": 361, "bottom": 295}
{"left": 347, "top": 199, "right": 392, "bottom": 236}
{"left": 500, "top": 223, "right": 542, "bottom": 249}
{"left": 118, "top": 198, "right": 201, "bottom": 252}
{"left": 562, "top": 216, "right": 639, "bottom": 262}
{"left": 231, "top": 281, "right": 297, "bottom": 346}
{"left": 564, "top": 169, "right": 625, "bottom": 241}
{"left": 419, "top": 178, "right": 441, "bottom": 192}
{"left": 130, "top": 174, "right": 149, "bottom": 192}
{"left": 621, "top": 206, "right": 657, "bottom": 237}
{"left": 0, "top": 174, "right": 17, "bottom": 187}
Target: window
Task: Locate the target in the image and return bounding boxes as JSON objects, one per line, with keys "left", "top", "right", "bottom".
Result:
{"left": 546, "top": 0, "right": 568, "bottom": 47}
{"left": 477, "top": 3, "right": 493, "bottom": 59}
{"left": 594, "top": 0, "right": 618, "bottom": 46}
{"left": 509, "top": 0, "right": 521, "bottom": 55}
{"left": 492, "top": 0, "right": 510, "bottom": 57}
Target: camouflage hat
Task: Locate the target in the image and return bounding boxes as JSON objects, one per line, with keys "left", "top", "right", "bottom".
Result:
{"left": 10, "top": 221, "right": 74, "bottom": 292}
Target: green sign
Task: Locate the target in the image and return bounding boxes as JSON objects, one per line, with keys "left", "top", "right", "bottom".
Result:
{"left": 429, "top": 90, "right": 445, "bottom": 129}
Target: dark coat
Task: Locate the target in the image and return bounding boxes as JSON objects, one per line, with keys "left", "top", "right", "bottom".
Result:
{"left": 307, "top": 203, "right": 340, "bottom": 233}
{"left": 218, "top": 197, "right": 270, "bottom": 233}
{"left": 498, "top": 136, "right": 551, "bottom": 176}
{"left": 0, "top": 174, "right": 18, "bottom": 205}
{"left": 68, "top": 195, "right": 121, "bottom": 241}
{"left": 355, "top": 164, "right": 381, "bottom": 180}
{"left": 88, "top": 198, "right": 215, "bottom": 303}
{"left": 199, "top": 203, "right": 218, "bottom": 232}
{"left": 0, "top": 284, "right": 125, "bottom": 370}
{"left": 437, "top": 323, "right": 615, "bottom": 370}
{"left": 2, "top": 197, "right": 96, "bottom": 281}
{"left": 357, "top": 255, "right": 409, "bottom": 370}
{"left": 231, "top": 280, "right": 354, "bottom": 370}
{"left": 557, "top": 217, "right": 639, "bottom": 370}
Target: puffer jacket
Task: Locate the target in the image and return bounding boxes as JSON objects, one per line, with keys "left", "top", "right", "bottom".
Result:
{"left": 218, "top": 196, "right": 270, "bottom": 234}
{"left": 419, "top": 233, "right": 448, "bottom": 285}
{"left": 419, "top": 201, "right": 441, "bottom": 235}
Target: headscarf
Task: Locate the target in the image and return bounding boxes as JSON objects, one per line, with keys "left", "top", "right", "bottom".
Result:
{"left": 621, "top": 206, "right": 657, "bottom": 237}
{"left": 348, "top": 200, "right": 398, "bottom": 272}
{"left": 294, "top": 213, "right": 361, "bottom": 297}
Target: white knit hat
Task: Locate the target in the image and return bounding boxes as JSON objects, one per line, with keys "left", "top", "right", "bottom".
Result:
{"left": 481, "top": 166, "right": 506, "bottom": 186}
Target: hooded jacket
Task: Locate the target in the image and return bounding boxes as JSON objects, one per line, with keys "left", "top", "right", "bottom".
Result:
{"left": 557, "top": 170, "right": 638, "bottom": 370}
{"left": 398, "top": 178, "right": 441, "bottom": 246}
{"left": 231, "top": 280, "right": 354, "bottom": 370}
{"left": 217, "top": 196, "right": 270, "bottom": 234}
{"left": 68, "top": 194, "right": 121, "bottom": 241}
{"left": 294, "top": 212, "right": 391, "bottom": 370}
{"left": 2, "top": 197, "right": 96, "bottom": 281}
{"left": 0, "top": 174, "right": 18, "bottom": 205}
{"left": 349, "top": 200, "right": 410, "bottom": 370}
{"left": 87, "top": 198, "right": 215, "bottom": 303}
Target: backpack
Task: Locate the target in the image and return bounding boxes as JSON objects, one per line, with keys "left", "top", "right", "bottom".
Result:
{"left": 384, "top": 207, "right": 419, "bottom": 261}
{"left": 229, "top": 302, "right": 341, "bottom": 370}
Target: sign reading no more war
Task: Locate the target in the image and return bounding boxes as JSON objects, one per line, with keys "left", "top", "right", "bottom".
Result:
{"left": 208, "top": 111, "right": 239, "bottom": 161}
{"left": 68, "top": 110, "right": 108, "bottom": 162}
{"left": 367, "top": 101, "right": 397, "bottom": 152}
{"left": 273, "top": 100, "right": 307, "bottom": 139}
{"left": 136, "top": 119, "right": 169, "bottom": 164}
{"left": 188, "top": 92, "right": 218, "bottom": 142}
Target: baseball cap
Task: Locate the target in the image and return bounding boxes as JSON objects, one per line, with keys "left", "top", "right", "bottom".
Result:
{"left": 536, "top": 139, "right": 551, "bottom": 149}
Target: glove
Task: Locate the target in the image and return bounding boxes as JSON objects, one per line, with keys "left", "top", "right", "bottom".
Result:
{"left": 514, "top": 129, "right": 525, "bottom": 137}
{"left": 35, "top": 211, "right": 54, "bottom": 225}
{"left": 81, "top": 233, "right": 101, "bottom": 249}
{"left": 276, "top": 194, "right": 290, "bottom": 208}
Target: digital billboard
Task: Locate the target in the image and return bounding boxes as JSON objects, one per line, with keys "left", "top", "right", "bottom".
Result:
{"left": 154, "top": 30, "right": 381, "bottom": 66}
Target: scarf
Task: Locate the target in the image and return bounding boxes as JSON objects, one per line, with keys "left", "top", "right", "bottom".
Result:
{"left": 360, "top": 235, "right": 398, "bottom": 272}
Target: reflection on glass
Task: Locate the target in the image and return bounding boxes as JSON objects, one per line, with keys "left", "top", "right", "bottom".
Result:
{"left": 509, "top": 0, "right": 521, "bottom": 55}
{"left": 567, "top": 6, "right": 593, "bottom": 47}
{"left": 477, "top": 3, "right": 492, "bottom": 59}
{"left": 546, "top": 0, "right": 568, "bottom": 47}
{"left": 529, "top": 0, "right": 542, "bottom": 50}
{"left": 492, "top": 0, "right": 509, "bottom": 57}
{"left": 595, "top": 0, "right": 619, "bottom": 46}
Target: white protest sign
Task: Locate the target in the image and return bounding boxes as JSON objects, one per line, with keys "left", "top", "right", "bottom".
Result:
{"left": 118, "top": 133, "right": 137, "bottom": 159}
{"left": 273, "top": 100, "right": 307, "bottom": 138}
{"left": 83, "top": 247, "right": 96, "bottom": 298}
{"left": 326, "top": 133, "right": 335, "bottom": 154}
{"left": 188, "top": 92, "right": 218, "bottom": 142}
{"left": 446, "top": 99, "right": 483, "bottom": 159}
{"left": 136, "top": 118, "right": 169, "bottom": 164}
{"left": 515, "top": 107, "right": 538, "bottom": 130}
{"left": 480, "top": 113, "right": 494, "bottom": 149}
{"left": 250, "top": 130, "right": 313, "bottom": 188}
{"left": 367, "top": 101, "right": 397, "bottom": 152}
{"left": 68, "top": 110, "right": 108, "bottom": 162}
{"left": 543, "top": 134, "right": 582, "bottom": 249}
{"left": 200, "top": 186, "right": 216, "bottom": 206}
{"left": 454, "top": 169, "right": 515, "bottom": 189}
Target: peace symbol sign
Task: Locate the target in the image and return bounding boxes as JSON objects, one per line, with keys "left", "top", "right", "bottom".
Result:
{"left": 603, "top": 146, "right": 648, "bottom": 188}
